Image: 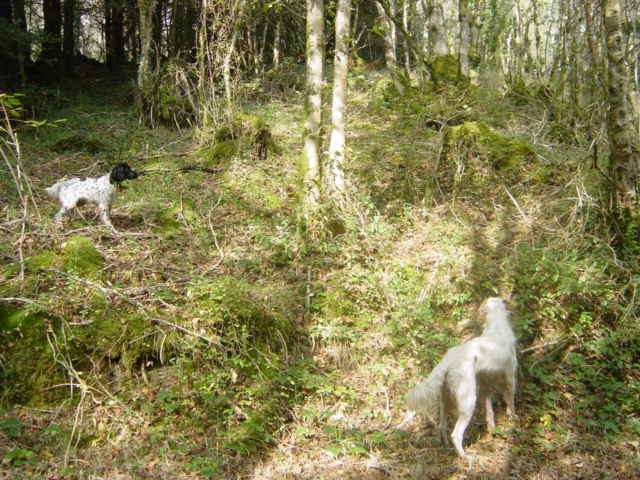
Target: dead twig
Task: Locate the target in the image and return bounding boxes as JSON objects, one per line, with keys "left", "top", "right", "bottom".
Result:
{"left": 520, "top": 338, "right": 567, "bottom": 353}
{"left": 138, "top": 164, "right": 223, "bottom": 175}
{"left": 0, "top": 297, "right": 36, "bottom": 304}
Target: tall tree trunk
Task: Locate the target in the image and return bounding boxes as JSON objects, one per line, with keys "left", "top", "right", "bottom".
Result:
{"left": 11, "top": 0, "right": 28, "bottom": 86}
{"left": 303, "top": 0, "right": 324, "bottom": 219}
{"left": 326, "top": 0, "right": 351, "bottom": 200}
{"left": 273, "top": 19, "right": 282, "bottom": 68}
{"left": 137, "top": 0, "right": 158, "bottom": 123}
{"left": 425, "top": 0, "right": 448, "bottom": 57}
{"left": 0, "top": 0, "right": 17, "bottom": 85}
{"left": 42, "top": 0, "right": 62, "bottom": 63}
{"left": 63, "top": 0, "right": 75, "bottom": 73}
{"left": 602, "top": 0, "right": 640, "bottom": 223}
{"left": 458, "top": 0, "right": 471, "bottom": 77}
{"left": 402, "top": 0, "right": 410, "bottom": 71}
{"left": 170, "top": 0, "right": 197, "bottom": 60}
{"left": 223, "top": 0, "right": 247, "bottom": 108}
{"left": 376, "top": 0, "right": 403, "bottom": 93}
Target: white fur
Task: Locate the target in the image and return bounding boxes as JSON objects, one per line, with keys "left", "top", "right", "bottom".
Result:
{"left": 406, "top": 297, "right": 517, "bottom": 458}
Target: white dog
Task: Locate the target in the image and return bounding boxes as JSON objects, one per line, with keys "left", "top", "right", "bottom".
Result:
{"left": 46, "top": 163, "right": 139, "bottom": 231}
{"left": 406, "top": 297, "right": 517, "bottom": 458}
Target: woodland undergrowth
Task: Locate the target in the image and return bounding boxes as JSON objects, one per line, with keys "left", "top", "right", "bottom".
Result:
{"left": 1, "top": 70, "right": 639, "bottom": 479}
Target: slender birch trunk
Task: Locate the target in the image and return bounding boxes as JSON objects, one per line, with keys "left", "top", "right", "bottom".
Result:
{"left": 273, "top": 19, "right": 282, "bottom": 68}
{"left": 326, "top": 0, "right": 352, "bottom": 200}
{"left": 303, "top": 0, "right": 325, "bottom": 217}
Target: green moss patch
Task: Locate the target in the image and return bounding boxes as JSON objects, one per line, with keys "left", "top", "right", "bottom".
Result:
{"left": 187, "top": 277, "right": 294, "bottom": 352}
{"left": 49, "top": 134, "right": 108, "bottom": 154}
{"left": 152, "top": 199, "right": 200, "bottom": 237}
{"left": 430, "top": 54, "right": 466, "bottom": 86}
{"left": 439, "top": 121, "right": 535, "bottom": 192}
{"left": 61, "top": 236, "right": 104, "bottom": 276}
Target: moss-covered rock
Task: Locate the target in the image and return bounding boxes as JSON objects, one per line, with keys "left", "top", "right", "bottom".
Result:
{"left": 0, "top": 306, "right": 42, "bottom": 332}
{"left": 438, "top": 121, "right": 534, "bottom": 193}
{"left": 188, "top": 278, "right": 294, "bottom": 352}
{"left": 0, "top": 308, "right": 63, "bottom": 405}
{"left": 430, "top": 54, "right": 467, "bottom": 86}
{"left": 198, "top": 139, "right": 238, "bottom": 166}
{"left": 61, "top": 236, "right": 104, "bottom": 276}
{"left": 25, "top": 250, "right": 60, "bottom": 271}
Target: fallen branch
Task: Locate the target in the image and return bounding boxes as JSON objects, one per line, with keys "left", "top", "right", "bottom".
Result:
{"left": 138, "top": 165, "right": 223, "bottom": 175}
{"left": 0, "top": 297, "right": 35, "bottom": 304}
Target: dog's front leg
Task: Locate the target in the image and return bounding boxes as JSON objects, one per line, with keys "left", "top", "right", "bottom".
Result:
{"left": 98, "top": 205, "right": 118, "bottom": 233}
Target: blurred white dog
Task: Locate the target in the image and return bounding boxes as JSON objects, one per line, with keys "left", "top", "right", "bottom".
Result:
{"left": 406, "top": 297, "right": 517, "bottom": 458}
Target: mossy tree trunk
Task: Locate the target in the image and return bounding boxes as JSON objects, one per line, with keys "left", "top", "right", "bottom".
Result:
{"left": 303, "top": 0, "right": 324, "bottom": 221}
{"left": 602, "top": 0, "right": 640, "bottom": 228}
{"left": 426, "top": 0, "right": 449, "bottom": 57}
{"left": 375, "top": 0, "right": 403, "bottom": 93}
{"left": 137, "top": 0, "right": 158, "bottom": 125}
{"left": 326, "top": 0, "right": 351, "bottom": 202}
{"left": 458, "top": 0, "right": 471, "bottom": 78}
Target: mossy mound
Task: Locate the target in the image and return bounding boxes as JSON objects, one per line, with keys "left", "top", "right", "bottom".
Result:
{"left": 60, "top": 236, "right": 104, "bottom": 276}
{"left": 188, "top": 278, "right": 294, "bottom": 352}
{"left": 198, "top": 115, "right": 279, "bottom": 166}
{"left": 0, "top": 306, "right": 42, "bottom": 332}
{"left": 0, "top": 308, "right": 63, "bottom": 405}
{"left": 152, "top": 199, "right": 200, "bottom": 237}
{"left": 25, "top": 250, "right": 60, "bottom": 271}
{"left": 438, "top": 121, "right": 535, "bottom": 193}
{"left": 74, "top": 311, "right": 159, "bottom": 374}
{"left": 429, "top": 54, "right": 467, "bottom": 86}
{"left": 49, "top": 134, "right": 108, "bottom": 154}
{"left": 198, "top": 139, "right": 238, "bottom": 166}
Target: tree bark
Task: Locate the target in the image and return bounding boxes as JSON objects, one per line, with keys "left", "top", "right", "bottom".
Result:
{"left": 458, "top": 0, "right": 471, "bottom": 77}
{"left": 326, "top": 0, "right": 352, "bottom": 200}
{"left": 137, "top": 0, "right": 158, "bottom": 123}
{"left": 63, "top": 0, "right": 75, "bottom": 73}
{"left": 223, "top": 0, "right": 247, "bottom": 107}
{"left": 425, "top": 0, "right": 448, "bottom": 57}
{"left": 303, "top": 0, "right": 325, "bottom": 218}
{"left": 42, "top": 0, "right": 62, "bottom": 63}
{"left": 602, "top": 0, "right": 640, "bottom": 220}
{"left": 376, "top": 0, "right": 402, "bottom": 92}
{"left": 10, "top": 0, "right": 28, "bottom": 86}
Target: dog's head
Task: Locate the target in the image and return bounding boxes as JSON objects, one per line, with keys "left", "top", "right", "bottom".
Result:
{"left": 457, "top": 297, "right": 509, "bottom": 332}
{"left": 110, "top": 163, "right": 139, "bottom": 184}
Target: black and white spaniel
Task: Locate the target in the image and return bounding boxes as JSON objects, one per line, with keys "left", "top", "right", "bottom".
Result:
{"left": 45, "top": 163, "right": 140, "bottom": 231}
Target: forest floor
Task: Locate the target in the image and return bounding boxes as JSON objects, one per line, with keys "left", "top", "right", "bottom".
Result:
{"left": 1, "top": 70, "right": 639, "bottom": 479}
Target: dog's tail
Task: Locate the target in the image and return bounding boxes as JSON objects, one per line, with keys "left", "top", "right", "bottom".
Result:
{"left": 406, "top": 351, "right": 453, "bottom": 421}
